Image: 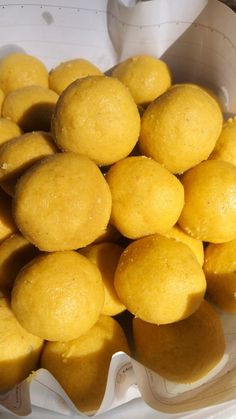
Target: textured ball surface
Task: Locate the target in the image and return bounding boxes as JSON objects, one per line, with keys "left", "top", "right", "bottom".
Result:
{"left": 112, "top": 55, "right": 171, "bottom": 106}
{"left": 11, "top": 251, "right": 105, "bottom": 341}
{"left": 0, "top": 53, "right": 48, "bottom": 94}
{"left": 139, "top": 83, "right": 223, "bottom": 173}
{"left": 13, "top": 152, "right": 112, "bottom": 251}
{"left": 51, "top": 76, "right": 140, "bottom": 165}
{"left": 114, "top": 235, "right": 206, "bottom": 324}
{"left": 106, "top": 156, "right": 184, "bottom": 239}
{"left": 179, "top": 160, "right": 236, "bottom": 243}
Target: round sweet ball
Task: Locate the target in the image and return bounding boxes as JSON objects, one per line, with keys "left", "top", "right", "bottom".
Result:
{"left": 0, "top": 188, "right": 17, "bottom": 244}
{"left": 51, "top": 76, "right": 140, "bottom": 166}
{"left": 0, "top": 294, "right": 43, "bottom": 392}
{"left": 114, "top": 235, "right": 206, "bottom": 325}
{"left": 0, "top": 233, "right": 38, "bottom": 292}
{"left": 106, "top": 156, "right": 184, "bottom": 239}
{"left": 0, "top": 118, "right": 22, "bottom": 147}
{"left": 0, "top": 53, "right": 48, "bottom": 94}
{"left": 2, "top": 86, "right": 58, "bottom": 132}
{"left": 0, "top": 131, "right": 57, "bottom": 196}
{"left": 204, "top": 240, "right": 236, "bottom": 312}
{"left": 178, "top": 160, "right": 236, "bottom": 243}
{"left": 11, "top": 251, "right": 105, "bottom": 341}
{"left": 80, "top": 242, "right": 126, "bottom": 316}
{"left": 112, "top": 55, "right": 171, "bottom": 107}
{"left": 139, "top": 83, "right": 223, "bottom": 174}
{"left": 49, "top": 58, "right": 103, "bottom": 95}
{"left": 133, "top": 300, "right": 225, "bottom": 383}
{"left": 13, "top": 152, "right": 112, "bottom": 251}
{"left": 163, "top": 225, "right": 204, "bottom": 266}
{"left": 41, "top": 315, "right": 130, "bottom": 412}
{"left": 209, "top": 116, "right": 236, "bottom": 166}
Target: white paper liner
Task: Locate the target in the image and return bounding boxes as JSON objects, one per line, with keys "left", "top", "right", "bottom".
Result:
{"left": 0, "top": 0, "right": 236, "bottom": 416}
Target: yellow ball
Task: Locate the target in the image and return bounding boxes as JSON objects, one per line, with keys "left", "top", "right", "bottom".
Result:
{"left": 106, "top": 156, "right": 184, "bottom": 239}
{"left": 139, "top": 83, "right": 223, "bottom": 174}
{"left": 0, "top": 131, "right": 57, "bottom": 196}
{"left": 0, "top": 188, "right": 16, "bottom": 244}
{"left": 2, "top": 86, "right": 58, "bottom": 132}
{"left": 13, "top": 152, "right": 112, "bottom": 251}
{"left": 163, "top": 225, "right": 204, "bottom": 266}
{"left": 204, "top": 240, "right": 236, "bottom": 312}
{"left": 114, "top": 235, "right": 206, "bottom": 324}
{"left": 0, "top": 294, "right": 43, "bottom": 392}
{"left": 0, "top": 233, "right": 38, "bottom": 292}
{"left": 112, "top": 55, "right": 171, "bottom": 106}
{"left": 41, "top": 316, "right": 130, "bottom": 413}
{"left": 179, "top": 160, "right": 236, "bottom": 243}
{"left": 209, "top": 116, "right": 236, "bottom": 166}
{"left": 49, "top": 58, "right": 103, "bottom": 94}
{"left": 0, "top": 118, "right": 22, "bottom": 146}
{"left": 51, "top": 76, "right": 140, "bottom": 166}
{"left": 80, "top": 242, "right": 126, "bottom": 316}
{"left": 11, "top": 251, "right": 105, "bottom": 341}
{"left": 133, "top": 300, "right": 225, "bottom": 383}
{"left": 0, "top": 53, "right": 48, "bottom": 94}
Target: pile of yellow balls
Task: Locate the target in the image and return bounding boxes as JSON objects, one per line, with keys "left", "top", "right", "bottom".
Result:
{"left": 0, "top": 52, "right": 235, "bottom": 413}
